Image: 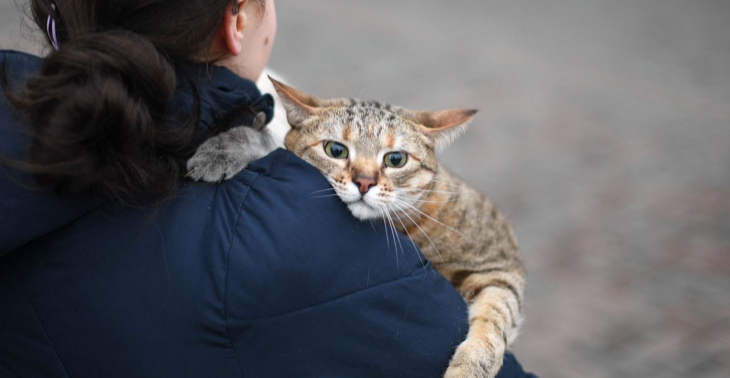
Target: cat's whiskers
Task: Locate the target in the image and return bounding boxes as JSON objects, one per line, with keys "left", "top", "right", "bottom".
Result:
{"left": 378, "top": 203, "right": 403, "bottom": 268}
{"left": 412, "top": 199, "right": 459, "bottom": 204}
{"left": 392, "top": 198, "right": 463, "bottom": 236}
{"left": 385, "top": 187, "right": 456, "bottom": 208}
{"left": 396, "top": 188, "right": 458, "bottom": 195}
{"left": 312, "top": 184, "right": 351, "bottom": 199}
{"left": 389, "top": 200, "right": 445, "bottom": 263}
{"left": 427, "top": 179, "right": 462, "bottom": 188}
{"left": 387, "top": 203, "right": 425, "bottom": 267}
{"left": 310, "top": 187, "right": 337, "bottom": 195}
{"left": 394, "top": 185, "right": 459, "bottom": 206}
{"left": 383, "top": 204, "right": 403, "bottom": 257}
{"left": 312, "top": 193, "right": 341, "bottom": 199}
{"left": 368, "top": 219, "right": 378, "bottom": 234}
{"left": 401, "top": 195, "right": 459, "bottom": 204}
{"left": 376, "top": 205, "right": 391, "bottom": 251}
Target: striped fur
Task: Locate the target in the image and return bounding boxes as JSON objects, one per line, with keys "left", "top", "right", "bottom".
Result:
{"left": 273, "top": 80, "right": 526, "bottom": 378}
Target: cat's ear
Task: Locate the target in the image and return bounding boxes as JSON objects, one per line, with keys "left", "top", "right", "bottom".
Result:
{"left": 412, "top": 109, "right": 478, "bottom": 149}
{"left": 268, "top": 77, "right": 323, "bottom": 128}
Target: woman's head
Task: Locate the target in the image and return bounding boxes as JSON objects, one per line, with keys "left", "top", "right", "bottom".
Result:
{"left": 2, "top": 0, "right": 276, "bottom": 203}
{"left": 218, "top": 0, "right": 278, "bottom": 81}
{"left": 30, "top": 0, "right": 275, "bottom": 80}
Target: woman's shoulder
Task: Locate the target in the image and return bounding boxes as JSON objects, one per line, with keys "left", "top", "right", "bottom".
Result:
{"left": 0, "top": 49, "right": 41, "bottom": 62}
{"left": 211, "top": 149, "right": 471, "bottom": 377}
{"left": 0, "top": 50, "right": 43, "bottom": 82}
{"left": 220, "top": 148, "right": 429, "bottom": 317}
{"left": 0, "top": 50, "right": 92, "bottom": 257}
{"left": 215, "top": 147, "right": 452, "bottom": 317}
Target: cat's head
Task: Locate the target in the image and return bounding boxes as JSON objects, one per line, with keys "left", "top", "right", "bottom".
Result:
{"left": 271, "top": 78, "right": 476, "bottom": 220}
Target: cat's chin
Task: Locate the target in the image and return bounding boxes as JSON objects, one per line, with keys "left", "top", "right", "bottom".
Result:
{"left": 347, "top": 201, "right": 382, "bottom": 221}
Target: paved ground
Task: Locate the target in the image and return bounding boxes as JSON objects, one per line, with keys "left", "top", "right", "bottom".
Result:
{"left": 3, "top": 1, "right": 730, "bottom": 377}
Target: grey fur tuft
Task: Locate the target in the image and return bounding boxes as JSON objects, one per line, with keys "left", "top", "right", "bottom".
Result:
{"left": 186, "top": 126, "right": 278, "bottom": 182}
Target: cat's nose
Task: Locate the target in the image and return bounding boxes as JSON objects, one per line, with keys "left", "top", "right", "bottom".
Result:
{"left": 354, "top": 176, "right": 377, "bottom": 194}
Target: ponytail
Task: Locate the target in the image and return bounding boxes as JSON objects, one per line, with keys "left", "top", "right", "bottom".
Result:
{"left": 3, "top": 31, "right": 197, "bottom": 203}
{"left": 3, "top": 0, "right": 269, "bottom": 203}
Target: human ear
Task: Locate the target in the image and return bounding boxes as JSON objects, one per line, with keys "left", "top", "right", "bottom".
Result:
{"left": 220, "top": 0, "right": 248, "bottom": 56}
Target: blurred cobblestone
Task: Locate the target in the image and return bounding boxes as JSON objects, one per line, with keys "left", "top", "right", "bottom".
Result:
{"left": 3, "top": 1, "right": 729, "bottom": 377}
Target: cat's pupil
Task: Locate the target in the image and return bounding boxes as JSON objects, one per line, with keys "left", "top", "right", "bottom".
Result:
{"left": 389, "top": 153, "right": 403, "bottom": 166}
{"left": 330, "top": 144, "right": 345, "bottom": 157}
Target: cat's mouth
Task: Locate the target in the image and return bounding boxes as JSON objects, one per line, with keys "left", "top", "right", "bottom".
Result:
{"left": 346, "top": 197, "right": 372, "bottom": 208}
{"left": 346, "top": 198, "right": 381, "bottom": 220}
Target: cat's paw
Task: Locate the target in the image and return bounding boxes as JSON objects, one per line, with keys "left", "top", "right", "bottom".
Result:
{"left": 444, "top": 337, "right": 502, "bottom": 378}
{"left": 186, "top": 124, "right": 277, "bottom": 183}
{"left": 186, "top": 147, "right": 250, "bottom": 183}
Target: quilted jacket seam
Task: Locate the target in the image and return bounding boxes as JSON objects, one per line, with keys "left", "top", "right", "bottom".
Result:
{"left": 222, "top": 169, "right": 267, "bottom": 378}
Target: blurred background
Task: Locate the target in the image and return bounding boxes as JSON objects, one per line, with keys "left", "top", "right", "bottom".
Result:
{"left": 3, "top": 0, "right": 729, "bottom": 377}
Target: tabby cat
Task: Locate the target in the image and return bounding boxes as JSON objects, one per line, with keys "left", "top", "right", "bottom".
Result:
{"left": 187, "top": 79, "right": 526, "bottom": 378}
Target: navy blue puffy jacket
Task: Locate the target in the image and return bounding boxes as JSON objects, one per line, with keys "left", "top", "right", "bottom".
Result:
{"left": 0, "top": 50, "right": 536, "bottom": 378}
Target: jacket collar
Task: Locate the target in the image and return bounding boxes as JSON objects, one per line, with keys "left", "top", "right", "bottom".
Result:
{"left": 173, "top": 63, "right": 275, "bottom": 135}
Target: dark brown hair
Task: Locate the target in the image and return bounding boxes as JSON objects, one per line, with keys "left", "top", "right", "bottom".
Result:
{"left": 1, "top": 0, "right": 265, "bottom": 203}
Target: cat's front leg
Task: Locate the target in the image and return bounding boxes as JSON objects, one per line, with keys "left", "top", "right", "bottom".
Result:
{"left": 187, "top": 116, "right": 278, "bottom": 182}
{"left": 444, "top": 268, "right": 524, "bottom": 378}
{"left": 444, "top": 317, "right": 506, "bottom": 378}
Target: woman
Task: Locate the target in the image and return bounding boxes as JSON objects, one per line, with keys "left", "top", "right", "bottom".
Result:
{"left": 0, "top": 1, "right": 536, "bottom": 377}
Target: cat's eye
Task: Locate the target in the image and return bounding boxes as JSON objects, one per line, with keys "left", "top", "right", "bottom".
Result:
{"left": 324, "top": 141, "right": 349, "bottom": 159}
{"left": 384, "top": 152, "right": 408, "bottom": 168}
